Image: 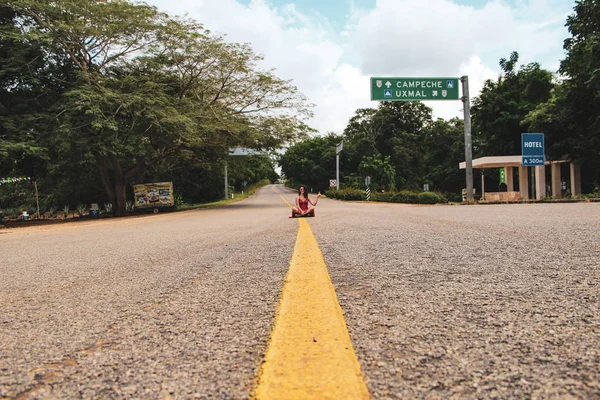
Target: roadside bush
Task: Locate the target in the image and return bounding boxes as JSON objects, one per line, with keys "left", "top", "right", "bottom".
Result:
{"left": 418, "top": 192, "right": 441, "bottom": 204}
{"left": 392, "top": 190, "right": 419, "bottom": 204}
{"left": 373, "top": 192, "right": 395, "bottom": 202}
{"left": 435, "top": 192, "right": 452, "bottom": 203}
{"left": 325, "top": 188, "right": 365, "bottom": 201}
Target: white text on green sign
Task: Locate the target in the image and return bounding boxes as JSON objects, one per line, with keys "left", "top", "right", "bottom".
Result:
{"left": 370, "top": 77, "right": 460, "bottom": 101}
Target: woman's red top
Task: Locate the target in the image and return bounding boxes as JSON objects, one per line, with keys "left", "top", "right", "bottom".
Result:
{"left": 298, "top": 197, "right": 309, "bottom": 211}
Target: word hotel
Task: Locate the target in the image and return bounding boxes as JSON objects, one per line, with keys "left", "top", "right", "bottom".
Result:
{"left": 523, "top": 141, "right": 543, "bottom": 148}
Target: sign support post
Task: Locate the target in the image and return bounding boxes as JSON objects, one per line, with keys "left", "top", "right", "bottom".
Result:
{"left": 336, "top": 140, "right": 343, "bottom": 190}
{"left": 370, "top": 76, "right": 472, "bottom": 201}
{"left": 224, "top": 161, "right": 228, "bottom": 200}
{"left": 33, "top": 180, "right": 40, "bottom": 219}
{"left": 461, "top": 76, "right": 474, "bottom": 202}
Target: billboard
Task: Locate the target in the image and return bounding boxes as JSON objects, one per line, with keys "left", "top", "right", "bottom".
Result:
{"left": 133, "top": 182, "right": 174, "bottom": 210}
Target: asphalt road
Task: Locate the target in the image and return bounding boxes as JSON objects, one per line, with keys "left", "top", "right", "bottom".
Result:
{"left": 1, "top": 185, "right": 599, "bottom": 399}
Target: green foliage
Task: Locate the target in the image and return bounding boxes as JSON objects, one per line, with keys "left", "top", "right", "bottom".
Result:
{"left": 324, "top": 188, "right": 365, "bottom": 201}
{"left": 343, "top": 102, "right": 432, "bottom": 189}
{"left": 526, "top": 0, "right": 600, "bottom": 191}
{"left": 1, "top": 0, "right": 311, "bottom": 215}
{"left": 281, "top": 101, "right": 452, "bottom": 196}
{"left": 173, "top": 192, "right": 184, "bottom": 208}
{"left": 418, "top": 192, "right": 441, "bottom": 204}
{"left": 372, "top": 191, "right": 395, "bottom": 202}
{"left": 391, "top": 191, "right": 419, "bottom": 204}
{"left": 359, "top": 154, "right": 396, "bottom": 191}
{"left": 0, "top": 181, "right": 36, "bottom": 210}
{"left": 472, "top": 51, "right": 554, "bottom": 157}
{"left": 280, "top": 134, "right": 343, "bottom": 193}
{"left": 325, "top": 187, "right": 442, "bottom": 204}
{"left": 422, "top": 118, "right": 466, "bottom": 193}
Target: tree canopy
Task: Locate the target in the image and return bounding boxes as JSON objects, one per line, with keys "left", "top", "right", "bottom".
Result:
{"left": 526, "top": 0, "right": 600, "bottom": 191}
{"left": 0, "top": 0, "right": 313, "bottom": 214}
{"left": 471, "top": 51, "right": 554, "bottom": 157}
{"left": 281, "top": 102, "right": 465, "bottom": 197}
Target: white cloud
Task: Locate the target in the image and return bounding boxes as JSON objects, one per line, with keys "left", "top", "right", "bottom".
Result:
{"left": 145, "top": 0, "right": 574, "bottom": 135}
{"left": 352, "top": 0, "right": 571, "bottom": 75}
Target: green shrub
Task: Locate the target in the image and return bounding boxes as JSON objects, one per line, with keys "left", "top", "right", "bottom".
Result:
{"left": 392, "top": 190, "right": 419, "bottom": 203}
{"left": 325, "top": 188, "right": 365, "bottom": 201}
{"left": 418, "top": 192, "right": 441, "bottom": 204}
{"left": 76, "top": 203, "right": 87, "bottom": 217}
{"left": 373, "top": 192, "right": 395, "bottom": 202}
{"left": 435, "top": 192, "right": 451, "bottom": 203}
{"left": 174, "top": 192, "right": 184, "bottom": 207}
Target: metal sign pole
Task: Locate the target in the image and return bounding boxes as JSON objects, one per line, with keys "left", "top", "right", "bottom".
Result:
{"left": 224, "top": 161, "right": 228, "bottom": 200}
{"left": 336, "top": 153, "right": 339, "bottom": 191}
{"left": 461, "top": 76, "right": 474, "bottom": 202}
{"left": 34, "top": 180, "right": 40, "bottom": 219}
{"left": 336, "top": 140, "right": 343, "bottom": 191}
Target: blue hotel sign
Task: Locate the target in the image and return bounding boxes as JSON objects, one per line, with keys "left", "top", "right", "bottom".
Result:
{"left": 522, "top": 133, "right": 545, "bottom": 166}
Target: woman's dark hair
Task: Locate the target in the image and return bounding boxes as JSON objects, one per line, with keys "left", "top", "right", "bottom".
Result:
{"left": 298, "top": 185, "right": 308, "bottom": 198}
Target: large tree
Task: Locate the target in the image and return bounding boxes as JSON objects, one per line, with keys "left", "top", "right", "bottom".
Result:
{"left": 0, "top": 4, "right": 61, "bottom": 172}
{"left": 6, "top": 0, "right": 312, "bottom": 215}
{"left": 279, "top": 134, "right": 343, "bottom": 193}
{"left": 422, "top": 117, "right": 466, "bottom": 193}
{"left": 526, "top": 0, "right": 600, "bottom": 190}
{"left": 471, "top": 51, "right": 554, "bottom": 157}
{"left": 343, "top": 101, "right": 432, "bottom": 189}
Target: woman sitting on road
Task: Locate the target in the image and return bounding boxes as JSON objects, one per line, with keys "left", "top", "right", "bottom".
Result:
{"left": 291, "top": 185, "right": 321, "bottom": 217}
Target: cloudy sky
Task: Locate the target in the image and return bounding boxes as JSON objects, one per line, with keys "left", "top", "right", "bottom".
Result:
{"left": 144, "top": 0, "right": 576, "bottom": 135}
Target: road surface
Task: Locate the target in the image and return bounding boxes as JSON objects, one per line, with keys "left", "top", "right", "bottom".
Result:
{"left": 2, "top": 185, "right": 599, "bottom": 398}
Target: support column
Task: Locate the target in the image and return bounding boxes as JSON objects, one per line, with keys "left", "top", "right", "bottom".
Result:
{"left": 506, "top": 166, "right": 514, "bottom": 191}
{"left": 551, "top": 162, "right": 561, "bottom": 199}
{"left": 481, "top": 172, "right": 485, "bottom": 200}
{"left": 519, "top": 166, "right": 529, "bottom": 200}
{"left": 461, "top": 76, "right": 474, "bottom": 202}
{"left": 570, "top": 163, "right": 581, "bottom": 196}
{"left": 535, "top": 165, "right": 546, "bottom": 200}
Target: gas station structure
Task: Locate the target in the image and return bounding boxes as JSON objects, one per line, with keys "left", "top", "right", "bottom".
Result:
{"left": 459, "top": 156, "right": 581, "bottom": 201}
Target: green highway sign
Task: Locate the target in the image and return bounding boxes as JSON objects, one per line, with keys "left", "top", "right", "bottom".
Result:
{"left": 371, "top": 77, "right": 460, "bottom": 101}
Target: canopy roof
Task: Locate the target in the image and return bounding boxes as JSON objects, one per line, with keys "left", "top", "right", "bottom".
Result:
{"left": 459, "top": 156, "right": 568, "bottom": 169}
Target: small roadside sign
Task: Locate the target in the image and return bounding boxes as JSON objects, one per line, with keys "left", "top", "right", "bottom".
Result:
{"left": 365, "top": 176, "right": 371, "bottom": 185}
{"left": 330, "top": 179, "right": 337, "bottom": 187}
{"left": 522, "top": 133, "right": 545, "bottom": 166}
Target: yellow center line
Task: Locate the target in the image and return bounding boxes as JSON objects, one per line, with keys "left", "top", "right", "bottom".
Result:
{"left": 253, "top": 218, "right": 370, "bottom": 399}
{"left": 272, "top": 186, "right": 293, "bottom": 208}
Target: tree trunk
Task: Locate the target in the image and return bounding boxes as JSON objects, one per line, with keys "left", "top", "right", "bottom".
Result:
{"left": 111, "top": 156, "right": 126, "bottom": 216}
{"left": 97, "top": 155, "right": 147, "bottom": 217}
{"left": 114, "top": 176, "right": 126, "bottom": 217}
{"left": 97, "top": 155, "right": 117, "bottom": 212}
